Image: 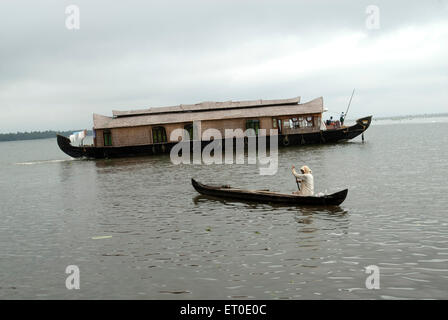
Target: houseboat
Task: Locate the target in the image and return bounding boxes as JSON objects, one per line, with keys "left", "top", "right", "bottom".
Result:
{"left": 57, "top": 96, "right": 372, "bottom": 159}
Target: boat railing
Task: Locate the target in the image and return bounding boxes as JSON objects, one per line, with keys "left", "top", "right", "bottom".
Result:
{"left": 325, "top": 120, "right": 343, "bottom": 130}
{"left": 282, "top": 127, "right": 317, "bottom": 135}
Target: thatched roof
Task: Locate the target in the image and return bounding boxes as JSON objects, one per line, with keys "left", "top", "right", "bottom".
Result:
{"left": 93, "top": 97, "right": 323, "bottom": 130}
{"left": 112, "top": 96, "right": 301, "bottom": 118}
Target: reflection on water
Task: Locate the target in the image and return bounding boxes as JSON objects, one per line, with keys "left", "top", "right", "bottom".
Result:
{"left": 193, "top": 195, "right": 348, "bottom": 215}
{"left": 0, "top": 122, "right": 448, "bottom": 299}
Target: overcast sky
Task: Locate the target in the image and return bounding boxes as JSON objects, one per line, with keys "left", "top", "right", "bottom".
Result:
{"left": 0, "top": 0, "right": 447, "bottom": 132}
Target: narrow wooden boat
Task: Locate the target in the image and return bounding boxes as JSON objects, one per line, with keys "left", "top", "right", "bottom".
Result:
{"left": 191, "top": 179, "right": 348, "bottom": 206}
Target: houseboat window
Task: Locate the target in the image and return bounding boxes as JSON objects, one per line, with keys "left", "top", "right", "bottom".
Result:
{"left": 103, "top": 130, "right": 112, "bottom": 146}
{"left": 290, "top": 118, "right": 300, "bottom": 129}
{"left": 306, "top": 116, "right": 314, "bottom": 127}
{"left": 272, "top": 118, "right": 277, "bottom": 128}
{"left": 152, "top": 126, "right": 167, "bottom": 143}
{"left": 184, "top": 124, "right": 193, "bottom": 140}
{"left": 294, "top": 116, "right": 309, "bottom": 128}
{"left": 246, "top": 120, "right": 260, "bottom": 135}
{"left": 283, "top": 117, "right": 314, "bottom": 129}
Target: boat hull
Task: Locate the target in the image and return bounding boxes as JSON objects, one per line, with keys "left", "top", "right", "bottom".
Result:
{"left": 191, "top": 179, "right": 348, "bottom": 206}
{"left": 57, "top": 116, "right": 372, "bottom": 159}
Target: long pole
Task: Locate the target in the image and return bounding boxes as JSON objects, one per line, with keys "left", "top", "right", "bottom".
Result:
{"left": 292, "top": 166, "right": 301, "bottom": 191}
{"left": 296, "top": 179, "right": 301, "bottom": 191}
{"left": 344, "top": 88, "right": 355, "bottom": 120}
{"left": 294, "top": 176, "right": 301, "bottom": 191}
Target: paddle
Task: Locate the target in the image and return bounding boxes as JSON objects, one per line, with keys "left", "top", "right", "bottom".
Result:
{"left": 295, "top": 178, "right": 301, "bottom": 191}
{"left": 292, "top": 165, "right": 301, "bottom": 191}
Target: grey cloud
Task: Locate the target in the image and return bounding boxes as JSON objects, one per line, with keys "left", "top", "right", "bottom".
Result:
{"left": 0, "top": 0, "right": 447, "bottom": 132}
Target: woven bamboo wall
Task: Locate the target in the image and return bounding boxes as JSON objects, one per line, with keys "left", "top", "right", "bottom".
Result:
{"left": 94, "top": 114, "right": 320, "bottom": 147}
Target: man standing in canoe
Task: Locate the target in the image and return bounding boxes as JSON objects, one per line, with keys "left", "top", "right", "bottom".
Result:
{"left": 292, "top": 165, "right": 314, "bottom": 196}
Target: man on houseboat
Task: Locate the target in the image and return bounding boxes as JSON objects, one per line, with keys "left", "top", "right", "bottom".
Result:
{"left": 340, "top": 112, "right": 345, "bottom": 125}
{"left": 292, "top": 165, "right": 314, "bottom": 196}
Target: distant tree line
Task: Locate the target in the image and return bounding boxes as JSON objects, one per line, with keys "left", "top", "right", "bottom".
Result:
{"left": 0, "top": 130, "right": 92, "bottom": 142}
{"left": 374, "top": 112, "right": 448, "bottom": 120}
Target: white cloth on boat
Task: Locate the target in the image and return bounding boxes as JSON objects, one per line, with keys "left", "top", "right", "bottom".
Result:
{"left": 69, "top": 129, "right": 87, "bottom": 145}
{"left": 292, "top": 169, "right": 314, "bottom": 196}
{"left": 76, "top": 130, "right": 86, "bottom": 140}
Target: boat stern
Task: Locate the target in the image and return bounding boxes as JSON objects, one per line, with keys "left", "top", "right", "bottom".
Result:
{"left": 56, "top": 134, "right": 86, "bottom": 158}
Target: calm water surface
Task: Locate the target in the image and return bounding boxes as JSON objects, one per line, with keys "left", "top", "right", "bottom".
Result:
{"left": 0, "top": 119, "right": 447, "bottom": 299}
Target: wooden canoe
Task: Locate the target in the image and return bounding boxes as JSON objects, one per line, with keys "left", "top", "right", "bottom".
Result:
{"left": 191, "top": 179, "right": 348, "bottom": 206}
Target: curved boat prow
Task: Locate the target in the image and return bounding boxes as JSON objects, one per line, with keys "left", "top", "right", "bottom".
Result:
{"left": 191, "top": 178, "right": 200, "bottom": 191}
{"left": 356, "top": 115, "right": 373, "bottom": 129}
{"left": 57, "top": 134, "right": 85, "bottom": 158}
{"left": 330, "top": 189, "right": 348, "bottom": 205}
